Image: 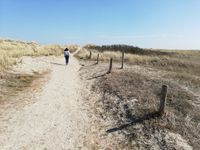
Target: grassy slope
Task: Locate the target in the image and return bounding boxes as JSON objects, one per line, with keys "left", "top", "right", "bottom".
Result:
{"left": 75, "top": 48, "right": 200, "bottom": 88}
{"left": 77, "top": 47, "right": 200, "bottom": 149}
{"left": 0, "top": 39, "right": 79, "bottom": 71}
{"left": 97, "top": 70, "right": 199, "bottom": 149}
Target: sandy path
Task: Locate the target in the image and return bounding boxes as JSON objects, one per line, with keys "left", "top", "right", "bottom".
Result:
{"left": 0, "top": 56, "right": 88, "bottom": 149}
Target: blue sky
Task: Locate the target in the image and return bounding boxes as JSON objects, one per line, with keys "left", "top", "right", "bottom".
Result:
{"left": 0, "top": 0, "right": 200, "bottom": 49}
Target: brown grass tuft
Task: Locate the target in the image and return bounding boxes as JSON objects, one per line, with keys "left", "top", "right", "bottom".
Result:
{"left": 0, "top": 71, "right": 49, "bottom": 105}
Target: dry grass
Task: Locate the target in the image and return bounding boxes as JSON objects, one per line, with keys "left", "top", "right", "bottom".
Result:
{"left": 75, "top": 48, "right": 200, "bottom": 85}
{"left": 0, "top": 39, "right": 79, "bottom": 71}
{"left": 65, "top": 44, "right": 79, "bottom": 53}
{"left": 0, "top": 71, "right": 48, "bottom": 105}
{"left": 96, "top": 70, "right": 200, "bottom": 149}
{"left": 77, "top": 46, "right": 200, "bottom": 149}
{"left": 79, "top": 60, "right": 200, "bottom": 149}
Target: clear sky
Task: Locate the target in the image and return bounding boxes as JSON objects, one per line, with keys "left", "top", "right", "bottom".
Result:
{"left": 0, "top": 0, "right": 200, "bottom": 49}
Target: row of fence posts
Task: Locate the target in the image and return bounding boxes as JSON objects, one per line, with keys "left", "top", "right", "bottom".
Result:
{"left": 108, "top": 50, "right": 125, "bottom": 73}
{"left": 104, "top": 50, "right": 125, "bottom": 74}
{"left": 88, "top": 50, "right": 124, "bottom": 73}
{"left": 88, "top": 50, "right": 168, "bottom": 116}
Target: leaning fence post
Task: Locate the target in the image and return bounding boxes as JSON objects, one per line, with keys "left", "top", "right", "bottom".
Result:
{"left": 158, "top": 85, "right": 168, "bottom": 116}
{"left": 89, "top": 51, "right": 92, "bottom": 59}
{"left": 108, "top": 58, "right": 113, "bottom": 73}
{"left": 121, "top": 50, "right": 124, "bottom": 69}
{"left": 96, "top": 54, "right": 99, "bottom": 64}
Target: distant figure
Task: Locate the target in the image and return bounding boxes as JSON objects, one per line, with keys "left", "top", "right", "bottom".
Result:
{"left": 64, "top": 48, "right": 70, "bottom": 65}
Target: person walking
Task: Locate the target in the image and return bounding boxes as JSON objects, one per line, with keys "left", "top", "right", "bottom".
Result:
{"left": 64, "top": 48, "right": 70, "bottom": 65}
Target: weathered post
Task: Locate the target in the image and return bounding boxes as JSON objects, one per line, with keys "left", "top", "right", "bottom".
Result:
{"left": 89, "top": 51, "right": 92, "bottom": 59}
{"left": 121, "top": 50, "right": 124, "bottom": 69}
{"left": 96, "top": 54, "right": 99, "bottom": 64}
{"left": 108, "top": 58, "right": 113, "bottom": 73}
{"left": 158, "top": 85, "right": 168, "bottom": 116}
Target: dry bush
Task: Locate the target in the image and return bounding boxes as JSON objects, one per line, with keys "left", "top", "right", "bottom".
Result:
{"left": 36, "top": 44, "right": 63, "bottom": 56}
{"left": 66, "top": 44, "right": 79, "bottom": 53}
{"left": 74, "top": 48, "right": 90, "bottom": 59}
{"left": 0, "top": 52, "right": 13, "bottom": 70}
{"left": 84, "top": 44, "right": 172, "bottom": 56}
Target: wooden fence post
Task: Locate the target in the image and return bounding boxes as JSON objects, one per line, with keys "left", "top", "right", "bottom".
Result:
{"left": 121, "top": 50, "right": 124, "bottom": 69}
{"left": 108, "top": 58, "right": 113, "bottom": 73}
{"left": 158, "top": 85, "right": 168, "bottom": 116}
{"left": 96, "top": 54, "right": 99, "bottom": 64}
{"left": 89, "top": 51, "right": 92, "bottom": 59}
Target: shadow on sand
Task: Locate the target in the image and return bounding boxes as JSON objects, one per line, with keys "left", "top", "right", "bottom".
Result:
{"left": 51, "top": 62, "right": 67, "bottom": 66}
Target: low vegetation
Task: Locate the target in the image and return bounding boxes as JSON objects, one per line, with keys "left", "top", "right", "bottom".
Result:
{"left": 0, "top": 39, "right": 79, "bottom": 71}
{"left": 84, "top": 44, "right": 172, "bottom": 55}
{"left": 78, "top": 44, "right": 200, "bottom": 149}
{"left": 98, "top": 71, "right": 199, "bottom": 149}
{"left": 75, "top": 45, "right": 200, "bottom": 87}
{"left": 0, "top": 71, "right": 48, "bottom": 106}
{"left": 66, "top": 44, "right": 79, "bottom": 53}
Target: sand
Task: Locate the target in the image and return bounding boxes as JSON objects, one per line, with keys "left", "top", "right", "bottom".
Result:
{"left": 0, "top": 56, "right": 89, "bottom": 149}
